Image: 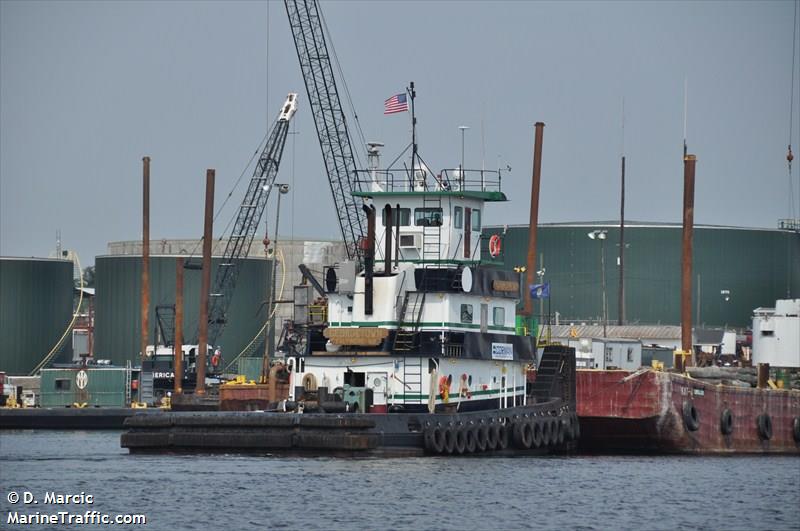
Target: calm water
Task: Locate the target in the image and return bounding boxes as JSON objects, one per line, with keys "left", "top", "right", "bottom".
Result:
{"left": 1, "top": 431, "right": 798, "bottom": 531}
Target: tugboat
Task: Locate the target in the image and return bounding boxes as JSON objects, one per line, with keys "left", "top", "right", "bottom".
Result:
{"left": 122, "top": 140, "right": 578, "bottom": 456}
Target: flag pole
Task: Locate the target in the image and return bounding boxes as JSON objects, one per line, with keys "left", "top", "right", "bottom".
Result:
{"left": 408, "top": 81, "right": 417, "bottom": 177}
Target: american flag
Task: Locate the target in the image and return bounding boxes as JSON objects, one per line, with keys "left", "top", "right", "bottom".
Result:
{"left": 384, "top": 93, "right": 408, "bottom": 114}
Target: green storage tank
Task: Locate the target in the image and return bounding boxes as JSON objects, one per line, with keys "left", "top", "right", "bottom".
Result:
{"left": 94, "top": 255, "right": 271, "bottom": 366}
{"left": 483, "top": 222, "right": 800, "bottom": 328}
{"left": 0, "top": 257, "right": 74, "bottom": 375}
{"left": 40, "top": 366, "right": 134, "bottom": 407}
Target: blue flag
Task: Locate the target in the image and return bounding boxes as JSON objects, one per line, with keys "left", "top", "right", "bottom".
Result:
{"left": 530, "top": 282, "right": 550, "bottom": 299}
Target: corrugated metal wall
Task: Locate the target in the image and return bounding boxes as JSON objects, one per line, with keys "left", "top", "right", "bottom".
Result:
{"left": 0, "top": 258, "right": 74, "bottom": 374}
{"left": 483, "top": 224, "right": 800, "bottom": 328}
{"left": 94, "top": 255, "right": 271, "bottom": 365}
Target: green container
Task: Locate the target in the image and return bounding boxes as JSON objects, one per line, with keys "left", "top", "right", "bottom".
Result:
{"left": 40, "top": 367, "right": 132, "bottom": 407}
{"left": 237, "top": 357, "right": 263, "bottom": 382}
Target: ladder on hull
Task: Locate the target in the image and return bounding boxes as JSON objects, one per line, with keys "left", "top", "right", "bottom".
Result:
{"left": 402, "top": 357, "right": 423, "bottom": 404}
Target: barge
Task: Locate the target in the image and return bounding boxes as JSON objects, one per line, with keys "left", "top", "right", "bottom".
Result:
{"left": 576, "top": 368, "right": 800, "bottom": 454}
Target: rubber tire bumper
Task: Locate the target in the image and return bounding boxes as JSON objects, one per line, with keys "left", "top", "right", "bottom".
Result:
{"left": 682, "top": 401, "right": 700, "bottom": 432}
{"left": 720, "top": 409, "right": 734, "bottom": 436}
{"left": 757, "top": 414, "right": 772, "bottom": 441}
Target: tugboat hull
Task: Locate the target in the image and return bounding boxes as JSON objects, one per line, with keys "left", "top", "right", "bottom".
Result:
{"left": 121, "top": 400, "right": 577, "bottom": 456}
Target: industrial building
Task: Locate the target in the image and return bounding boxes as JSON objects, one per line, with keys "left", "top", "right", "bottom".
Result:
{"left": 483, "top": 222, "right": 800, "bottom": 329}
{"left": 0, "top": 257, "right": 75, "bottom": 375}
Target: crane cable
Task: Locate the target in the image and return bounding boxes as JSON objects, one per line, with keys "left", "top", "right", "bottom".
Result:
{"left": 223, "top": 246, "right": 287, "bottom": 372}
{"left": 30, "top": 253, "right": 84, "bottom": 375}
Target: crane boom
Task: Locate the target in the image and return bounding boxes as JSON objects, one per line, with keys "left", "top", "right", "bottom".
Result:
{"left": 284, "top": 0, "right": 364, "bottom": 262}
{"left": 206, "top": 93, "right": 299, "bottom": 346}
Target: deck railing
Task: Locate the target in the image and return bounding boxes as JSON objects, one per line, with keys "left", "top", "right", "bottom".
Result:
{"left": 354, "top": 167, "right": 503, "bottom": 194}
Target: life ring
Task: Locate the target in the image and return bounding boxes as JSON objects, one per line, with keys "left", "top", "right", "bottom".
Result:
{"left": 757, "top": 413, "right": 772, "bottom": 441}
{"left": 720, "top": 409, "right": 734, "bottom": 436}
{"left": 489, "top": 234, "right": 502, "bottom": 258}
{"left": 302, "top": 373, "right": 318, "bottom": 391}
{"left": 793, "top": 417, "right": 800, "bottom": 443}
{"left": 210, "top": 352, "right": 220, "bottom": 367}
{"left": 682, "top": 401, "right": 700, "bottom": 432}
{"left": 438, "top": 376, "right": 450, "bottom": 403}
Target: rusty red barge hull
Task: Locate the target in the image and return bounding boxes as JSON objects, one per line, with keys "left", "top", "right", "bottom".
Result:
{"left": 576, "top": 369, "right": 800, "bottom": 454}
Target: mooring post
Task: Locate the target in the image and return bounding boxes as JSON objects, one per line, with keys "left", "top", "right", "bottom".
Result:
{"left": 524, "top": 122, "right": 545, "bottom": 322}
{"left": 196, "top": 169, "right": 215, "bottom": 395}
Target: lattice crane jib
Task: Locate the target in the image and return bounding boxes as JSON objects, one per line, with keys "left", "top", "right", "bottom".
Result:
{"left": 206, "top": 93, "right": 298, "bottom": 347}
{"left": 284, "top": 0, "right": 365, "bottom": 262}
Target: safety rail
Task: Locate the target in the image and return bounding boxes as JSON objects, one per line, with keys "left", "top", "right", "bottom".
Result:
{"left": 353, "top": 167, "right": 503, "bottom": 193}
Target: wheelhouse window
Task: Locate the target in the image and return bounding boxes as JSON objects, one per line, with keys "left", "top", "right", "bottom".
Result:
{"left": 471, "top": 209, "right": 481, "bottom": 231}
{"left": 414, "top": 207, "right": 443, "bottom": 226}
{"left": 492, "top": 306, "right": 505, "bottom": 326}
{"left": 453, "top": 207, "right": 463, "bottom": 229}
{"left": 55, "top": 379, "right": 71, "bottom": 391}
{"left": 381, "top": 207, "right": 410, "bottom": 226}
{"left": 460, "top": 303, "right": 474, "bottom": 324}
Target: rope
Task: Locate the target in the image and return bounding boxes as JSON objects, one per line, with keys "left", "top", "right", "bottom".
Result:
{"left": 223, "top": 246, "right": 287, "bottom": 371}
{"left": 30, "top": 253, "right": 83, "bottom": 375}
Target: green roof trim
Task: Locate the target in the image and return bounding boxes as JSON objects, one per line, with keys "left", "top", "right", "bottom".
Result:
{"left": 352, "top": 190, "right": 507, "bottom": 202}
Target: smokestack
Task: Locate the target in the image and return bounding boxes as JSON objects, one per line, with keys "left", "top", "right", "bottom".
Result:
{"left": 196, "top": 169, "right": 215, "bottom": 395}
{"left": 174, "top": 258, "right": 184, "bottom": 395}
{"left": 362, "top": 203, "right": 376, "bottom": 315}
{"left": 383, "top": 204, "right": 392, "bottom": 275}
{"left": 140, "top": 156, "right": 150, "bottom": 365}
{"left": 681, "top": 155, "right": 697, "bottom": 357}
{"left": 524, "top": 122, "right": 545, "bottom": 318}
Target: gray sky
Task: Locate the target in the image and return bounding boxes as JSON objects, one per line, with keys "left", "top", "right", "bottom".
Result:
{"left": 2, "top": 0, "right": 798, "bottom": 266}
